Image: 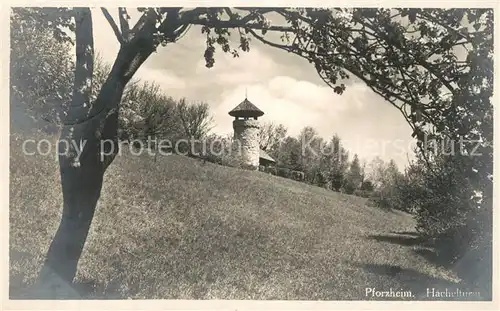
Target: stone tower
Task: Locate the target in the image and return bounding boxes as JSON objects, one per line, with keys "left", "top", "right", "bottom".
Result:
{"left": 228, "top": 97, "right": 264, "bottom": 170}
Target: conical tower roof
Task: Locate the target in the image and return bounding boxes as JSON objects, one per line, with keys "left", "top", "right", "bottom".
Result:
{"left": 228, "top": 98, "right": 264, "bottom": 118}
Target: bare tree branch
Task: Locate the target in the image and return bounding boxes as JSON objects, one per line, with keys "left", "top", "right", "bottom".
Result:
{"left": 178, "top": 7, "right": 293, "bottom": 32}
{"left": 247, "top": 28, "right": 294, "bottom": 52}
{"left": 188, "top": 17, "right": 294, "bottom": 32}
{"left": 100, "top": 8, "right": 124, "bottom": 45}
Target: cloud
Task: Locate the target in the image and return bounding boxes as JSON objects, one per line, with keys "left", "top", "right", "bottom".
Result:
{"left": 134, "top": 66, "right": 187, "bottom": 95}
{"left": 212, "top": 76, "right": 372, "bottom": 137}
{"left": 194, "top": 47, "right": 278, "bottom": 86}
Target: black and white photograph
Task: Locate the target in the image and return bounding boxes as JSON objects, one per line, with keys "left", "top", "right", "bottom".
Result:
{"left": 4, "top": 3, "right": 498, "bottom": 307}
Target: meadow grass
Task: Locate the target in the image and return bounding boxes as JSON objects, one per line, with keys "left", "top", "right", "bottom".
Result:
{"left": 9, "top": 131, "right": 468, "bottom": 300}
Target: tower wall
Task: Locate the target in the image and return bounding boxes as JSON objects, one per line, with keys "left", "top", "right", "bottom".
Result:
{"left": 232, "top": 119, "right": 260, "bottom": 170}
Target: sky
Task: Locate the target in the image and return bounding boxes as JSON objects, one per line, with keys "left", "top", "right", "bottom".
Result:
{"left": 91, "top": 8, "right": 417, "bottom": 170}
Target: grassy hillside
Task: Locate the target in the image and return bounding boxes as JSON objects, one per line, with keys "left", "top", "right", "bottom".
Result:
{"left": 10, "top": 131, "right": 467, "bottom": 300}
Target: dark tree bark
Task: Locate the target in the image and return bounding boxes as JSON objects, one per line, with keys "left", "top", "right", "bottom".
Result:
{"left": 37, "top": 8, "right": 158, "bottom": 295}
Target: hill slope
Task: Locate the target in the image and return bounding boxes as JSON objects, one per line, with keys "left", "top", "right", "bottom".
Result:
{"left": 10, "top": 132, "right": 462, "bottom": 300}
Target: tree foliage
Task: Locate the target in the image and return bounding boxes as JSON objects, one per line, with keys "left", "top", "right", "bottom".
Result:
{"left": 344, "top": 154, "right": 363, "bottom": 194}
{"left": 369, "top": 158, "right": 406, "bottom": 210}
{"left": 395, "top": 142, "right": 492, "bottom": 297}
{"left": 176, "top": 99, "right": 214, "bottom": 140}
{"left": 259, "top": 122, "right": 288, "bottom": 155}
{"left": 10, "top": 8, "right": 74, "bottom": 124}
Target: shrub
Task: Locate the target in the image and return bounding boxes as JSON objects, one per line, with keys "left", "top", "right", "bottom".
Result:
{"left": 395, "top": 151, "right": 492, "bottom": 298}
{"left": 342, "top": 181, "right": 356, "bottom": 195}
{"left": 313, "top": 171, "right": 327, "bottom": 187}
{"left": 353, "top": 189, "right": 372, "bottom": 198}
{"left": 265, "top": 166, "right": 278, "bottom": 175}
{"left": 276, "top": 167, "right": 292, "bottom": 179}
{"left": 360, "top": 180, "right": 374, "bottom": 192}
{"left": 330, "top": 172, "right": 343, "bottom": 192}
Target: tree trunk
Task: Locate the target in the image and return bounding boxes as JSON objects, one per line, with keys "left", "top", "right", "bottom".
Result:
{"left": 36, "top": 8, "right": 157, "bottom": 297}
{"left": 36, "top": 86, "right": 123, "bottom": 293}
